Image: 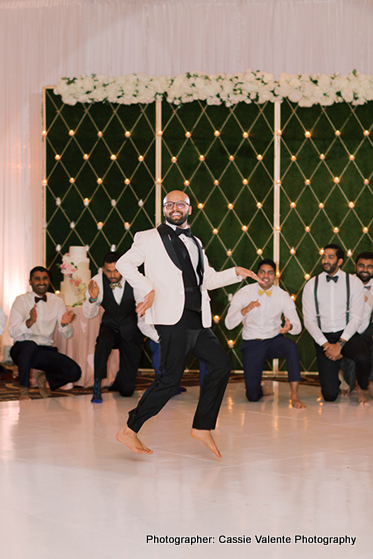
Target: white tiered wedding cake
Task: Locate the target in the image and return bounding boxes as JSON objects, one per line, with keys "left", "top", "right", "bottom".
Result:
{"left": 60, "top": 246, "right": 91, "bottom": 307}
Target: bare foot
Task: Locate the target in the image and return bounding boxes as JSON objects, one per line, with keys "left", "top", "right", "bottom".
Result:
{"left": 357, "top": 387, "right": 370, "bottom": 406}
{"left": 368, "top": 382, "right": 373, "bottom": 398}
{"left": 35, "top": 371, "right": 50, "bottom": 398}
{"left": 19, "top": 386, "right": 31, "bottom": 401}
{"left": 190, "top": 428, "right": 221, "bottom": 458}
{"left": 116, "top": 426, "right": 153, "bottom": 454}
{"left": 261, "top": 382, "right": 274, "bottom": 397}
{"left": 291, "top": 397, "right": 306, "bottom": 409}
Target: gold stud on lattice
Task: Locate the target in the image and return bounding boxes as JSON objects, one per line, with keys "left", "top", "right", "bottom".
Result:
{"left": 304, "top": 273, "right": 310, "bottom": 280}
{"left": 347, "top": 249, "right": 353, "bottom": 257}
{"left": 111, "top": 200, "right": 116, "bottom": 207}
{"left": 349, "top": 154, "right": 355, "bottom": 161}
{"left": 110, "top": 155, "right": 117, "bottom": 160}
{"left": 138, "top": 155, "right": 144, "bottom": 162}
{"left": 185, "top": 131, "right": 191, "bottom": 138}
{"left": 97, "top": 131, "right": 103, "bottom": 138}
{"left": 364, "top": 179, "right": 369, "bottom": 185}
{"left": 319, "top": 154, "right": 325, "bottom": 160}
{"left": 290, "top": 294, "right": 296, "bottom": 301}
{"left": 83, "top": 154, "right": 89, "bottom": 160}
{"left": 184, "top": 180, "right": 190, "bottom": 186}
{"left": 213, "top": 315, "right": 220, "bottom": 324}
{"left": 333, "top": 227, "right": 339, "bottom": 233}
{"left": 70, "top": 222, "right": 75, "bottom": 229}
{"left": 348, "top": 201, "right": 355, "bottom": 208}
{"left": 334, "top": 177, "right": 340, "bottom": 183}
{"left": 241, "top": 225, "right": 248, "bottom": 232}
{"left": 290, "top": 202, "right": 296, "bottom": 208}
{"left": 214, "top": 180, "right": 219, "bottom": 186}
{"left": 56, "top": 197, "right": 61, "bottom": 206}
{"left": 290, "top": 155, "right": 296, "bottom": 162}
{"left": 256, "top": 248, "right": 263, "bottom": 255}
{"left": 275, "top": 226, "right": 281, "bottom": 232}
{"left": 229, "top": 155, "right": 234, "bottom": 161}
{"left": 226, "top": 249, "right": 232, "bottom": 256}
{"left": 305, "top": 179, "right": 310, "bottom": 185}
{"left": 55, "top": 154, "right": 61, "bottom": 160}
{"left": 42, "top": 179, "right": 47, "bottom": 186}
{"left": 97, "top": 178, "right": 102, "bottom": 184}
{"left": 290, "top": 247, "right": 296, "bottom": 255}
{"left": 124, "top": 222, "right": 130, "bottom": 230}
{"left": 212, "top": 228, "right": 218, "bottom": 235}
{"left": 242, "top": 179, "right": 248, "bottom": 185}
{"left": 276, "top": 129, "right": 282, "bottom": 136}
{"left": 69, "top": 178, "right": 75, "bottom": 183}
{"left": 214, "top": 130, "right": 220, "bottom": 137}
{"left": 305, "top": 226, "right": 310, "bottom": 232}
{"left": 319, "top": 248, "right": 324, "bottom": 255}
{"left": 83, "top": 198, "right": 89, "bottom": 206}
{"left": 68, "top": 130, "right": 75, "bottom": 136}
{"left": 227, "top": 340, "right": 235, "bottom": 348}
{"left": 97, "top": 222, "right": 103, "bottom": 230}
{"left": 171, "top": 156, "right": 177, "bottom": 163}
{"left": 227, "top": 203, "right": 234, "bottom": 210}
{"left": 257, "top": 154, "right": 263, "bottom": 161}
{"left": 305, "top": 131, "right": 311, "bottom": 138}
{"left": 363, "top": 227, "right": 369, "bottom": 234}
{"left": 242, "top": 132, "right": 249, "bottom": 138}
{"left": 364, "top": 130, "right": 370, "bottom": 136}
{"left": 125, "top": 131, "right": 131, "bottom": 137}
{"left": 199, "top": 155, "right": 205, "bottom": 161}
{"left": 335, "top": 130, "right": 341, "bottom": 136}
{"left": 157, "top": 130, "right": 163, "bottom": 136}
{"left": 256, "top": 202, "right": 263, "bottom": 209}
{"left": 42, "top": 130, "right": 47, "bottom": 136}
{"left": 318, "top": 202, "right": 324, "bottom": 209}
{"left": 197, "top": 203, "right": 204, "bottom": 209}
{"left": 124, "top": 178, "right": 130, "bottom": 185}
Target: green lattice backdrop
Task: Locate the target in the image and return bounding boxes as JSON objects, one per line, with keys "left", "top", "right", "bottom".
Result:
{"left": 44, "top": 89, "right": 373, "bottom": 372}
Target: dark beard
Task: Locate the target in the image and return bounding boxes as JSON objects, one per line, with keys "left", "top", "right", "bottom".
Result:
{"left": 356, "top": 271, "right": 373, "bottom": 284}
{"left": 165, "top": 215, "right": 188, "bottom": 227}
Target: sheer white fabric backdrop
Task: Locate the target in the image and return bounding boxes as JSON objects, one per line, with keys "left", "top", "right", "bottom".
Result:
{"left": 1, "top": 0, "right": 373, "bottom": 349}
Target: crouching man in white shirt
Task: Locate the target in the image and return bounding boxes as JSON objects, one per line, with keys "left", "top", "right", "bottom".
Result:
{"left": 226, "top": 259, "right": 305, "bottom": 408}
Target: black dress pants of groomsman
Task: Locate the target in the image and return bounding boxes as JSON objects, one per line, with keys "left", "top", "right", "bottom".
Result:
{"left": 127, "top": 309, "right": 232, "bottom": 433}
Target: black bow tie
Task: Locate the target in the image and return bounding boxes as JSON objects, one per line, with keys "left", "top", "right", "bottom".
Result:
{"left": 326, "top": 275, "right": 338, "bottom": 283}
{"left": 365, "top": 285, "right": 371, "bottom": 290}
{"left": 175, "top": 227, "right": 192, "bottom": 237}
{"left": 35, "top": 295, "right": 47, "bottom": 303}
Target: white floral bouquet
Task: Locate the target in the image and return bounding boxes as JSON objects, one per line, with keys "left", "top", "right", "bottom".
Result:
{"left": 59, "top": 254, "right": 86, "bottom": 306}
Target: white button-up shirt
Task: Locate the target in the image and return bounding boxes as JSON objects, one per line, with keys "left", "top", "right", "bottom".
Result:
{"left": 0, "top": 305, "right": 7, "bottom": 335}
{"left": 358, "top": 277, "right": 373, "bottom": 334}
{"left": 225, "top": 283, "right": 301, "bottom": 340}
{"left": 9, "top": 292, "right": 73, "bottom": 345}
{"left": 302, "top": 270, "right": 365, "bottom": 346}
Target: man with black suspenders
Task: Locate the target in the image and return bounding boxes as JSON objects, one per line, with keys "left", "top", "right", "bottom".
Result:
{"left": 302, "top": 244, "right": 370, "bottom": 404}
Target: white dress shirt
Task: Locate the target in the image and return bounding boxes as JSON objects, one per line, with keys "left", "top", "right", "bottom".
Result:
{"left": 225, "top": 283, "right": 301, "bottom": 340}
{"left": 302, "top": 270, "right": 365, "bottom": 346}
{"left": 8, "top": 292, "right": 73, "bottom": 345}
{"left": 358, "top": 277, "right": 373, "bottom": 334}
{"left": 0, "top": 305, "right": 7, "bottom": 335}
{"left": 166, "top": 222, "right": 200, "bottom": 283}
{"left": 82, "top": 273, "right": 159, "bottom": 342}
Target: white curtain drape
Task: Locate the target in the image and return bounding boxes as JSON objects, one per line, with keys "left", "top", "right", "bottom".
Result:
{"left": 1, "top": 0, "right": 373, "bottom": 351}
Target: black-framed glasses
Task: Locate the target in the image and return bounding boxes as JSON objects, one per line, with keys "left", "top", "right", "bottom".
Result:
{"left": 163, "top": 201, "right": 190, "bottom": 210}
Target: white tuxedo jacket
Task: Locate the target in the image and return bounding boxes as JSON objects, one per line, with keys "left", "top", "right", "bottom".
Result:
{"left": 116, "top": 226, "right": 240, "bottom": 327}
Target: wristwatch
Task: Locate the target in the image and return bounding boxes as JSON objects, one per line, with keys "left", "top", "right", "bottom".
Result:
{"left": 338, "top": 339, "right": 346, "bottom": 347}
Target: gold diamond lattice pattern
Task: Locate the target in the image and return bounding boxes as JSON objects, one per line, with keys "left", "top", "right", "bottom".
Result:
{"left": 279, "top": 99, "right": 373, "bottom": 372}
{"left": 44, "top": 89, "right": 156, "bottom": 291}
{"left": 160, "top": 100, "right": 274, "bottom": 369}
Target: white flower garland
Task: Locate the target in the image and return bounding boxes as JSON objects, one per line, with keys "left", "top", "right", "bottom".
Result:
{"left": 55, "top": 70, "right": 373, "bottom": 108}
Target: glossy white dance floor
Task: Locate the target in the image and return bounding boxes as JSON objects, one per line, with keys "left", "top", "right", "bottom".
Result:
{"left": 0, "top": 381, "right": 372, "bottom": 559}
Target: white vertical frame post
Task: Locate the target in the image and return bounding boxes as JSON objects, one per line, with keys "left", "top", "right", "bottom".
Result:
{"left": 155, "top": 99, "right": 162, "bottom": 225}
{"left": 272, "top": 102, "right": 282, "bottom": 375}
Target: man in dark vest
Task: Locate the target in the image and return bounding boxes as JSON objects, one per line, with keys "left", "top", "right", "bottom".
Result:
{"left": 83, "top": 252, "right": 157, "bottom": 403}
